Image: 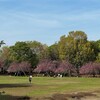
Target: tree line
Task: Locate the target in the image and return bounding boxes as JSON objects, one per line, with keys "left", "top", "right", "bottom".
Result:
{"left": 0, "top": 31, "right": 100, "bottom": 77}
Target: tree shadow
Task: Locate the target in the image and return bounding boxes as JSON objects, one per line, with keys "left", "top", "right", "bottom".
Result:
{"left": 0, "top": 83, "right": 31, "bottom": 88}
{"left": 0, "top": 93, "right": 30, "bottom": 100}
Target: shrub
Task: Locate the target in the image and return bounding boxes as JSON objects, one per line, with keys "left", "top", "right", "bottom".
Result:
{"left": 55, "top": 61, "right": 76, "bottom": 76}
{"left": 80, "top": 62, "right": 100, "bottom": 77}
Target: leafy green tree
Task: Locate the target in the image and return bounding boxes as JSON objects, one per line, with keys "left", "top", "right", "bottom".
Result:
{"left": 9, "top": 42, "right": 38, "bottom": 68}
{"left": 58, "top": 35, "right": 67, "bottom": 60}
{"left": 48, "top": 43, "right": 59, "bottom": 60}
{"left": 26, "top": 41, "right": 44, "bottom": 54}
{"left": 0, "top": 46, "right": 10, "bottom": 60}
{"left": 26, "top": 41, "right": 48, "bottom": 61}
{"left": 68, "top": 31, "right": 87, "bottom": 42}
{"left": 95, "top": 40, "right": 100, "bottom": 62}
{"left": 0, "top": 46, "right": 11, "bottom": 71}
{"left": 58, "top": 31, "right": 95, "bottom": 76}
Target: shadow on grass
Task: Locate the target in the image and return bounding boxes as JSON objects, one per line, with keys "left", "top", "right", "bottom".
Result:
{"left": 0, "top": 83, "right": 32, "bottom": 88}
{"left": 0, "top": 84, "right": 32, "bottom": 100}
{"left": 0, "top": 93, "right": 30, "bottom": 100}
{"left": 0, "top": 91, "right": 98, "bottom": 100}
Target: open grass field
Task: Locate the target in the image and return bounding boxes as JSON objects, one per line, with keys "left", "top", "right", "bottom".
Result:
{"left": 0, "top": 76, "right": 100, "bottom": 100}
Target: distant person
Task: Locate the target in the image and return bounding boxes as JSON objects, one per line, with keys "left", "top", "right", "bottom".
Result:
{"left": 29, "top": 75, "right": 32, "bottom": 83}
{"left": 58, "top": 74, "right": 60, "bottom": 77}
{"left": 60, "top": 74, "right": 62, "bottom": 78}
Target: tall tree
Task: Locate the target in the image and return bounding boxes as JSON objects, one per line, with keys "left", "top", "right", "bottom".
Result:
{"left": 48, "top": 43, "right": 59, "bottom": 60}
{"left": 0, "top": 46, "right": 11, "bottom": 72}
{"left": 26, "top": 41, "right": 48, "bottom": 61}
{"left": 9, "top": 42, "right": 38, "bottom": 68}
{"left": 58, "top": 31, "right": 95, "bottom": 76}
{"left": 58, "top": 35, "right": 67, "bottom": 60}
{"left": 95, "top": 40, "right": 100, "bottom": 62}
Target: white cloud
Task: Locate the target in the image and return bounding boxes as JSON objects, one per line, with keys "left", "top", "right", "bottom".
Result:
{"left": 0, "top": 6, "right": 100, "bottom": 46}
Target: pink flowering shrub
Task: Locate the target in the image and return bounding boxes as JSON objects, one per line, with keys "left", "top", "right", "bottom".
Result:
{"left": 55, "top": 61, "right": 76, "bottom": 76}
{"left": 80, "top": 62, "right": 100, "bottom": 77}
{"left": 34, "top": 60, "right": 76, "bottom": 76}
{"left": 7, "top": 61, "right": 31, "bottom": 74}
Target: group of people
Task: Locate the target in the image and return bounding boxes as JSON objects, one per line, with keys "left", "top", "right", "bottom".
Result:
{"left": 28, "top": 74, "right": 63, "bottom": 83}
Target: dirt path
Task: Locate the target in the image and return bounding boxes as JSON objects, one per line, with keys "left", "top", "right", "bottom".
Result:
{"left": 0, "top": 91, "right": 100, "bottom": 100}
{"left": 31, "top": 91, "right": 100, "bottom": 100}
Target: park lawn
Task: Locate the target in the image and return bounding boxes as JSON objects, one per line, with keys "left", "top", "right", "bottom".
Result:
{"left": 0, "top": 76, "right": 100, "bottom": 99}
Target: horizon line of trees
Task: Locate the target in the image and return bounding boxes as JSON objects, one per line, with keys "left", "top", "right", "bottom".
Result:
{"left": 0, "top": 31, "right": 100, "bottom": 77}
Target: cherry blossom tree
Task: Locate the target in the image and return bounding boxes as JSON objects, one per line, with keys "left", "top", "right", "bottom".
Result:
{"left": 34, "top": 60, "right": 59, "bottom": 76}
{"left": 34, "top": 60, "right": 76, "bottom": 76}
{"left": 55, "top": 61, "right": 76, "bottom": 76}
{"left": 7, "top": 61, "right": 31, "bottom": 75}
{"left": 80, "top": 62, "right": 100, "bottom": 77}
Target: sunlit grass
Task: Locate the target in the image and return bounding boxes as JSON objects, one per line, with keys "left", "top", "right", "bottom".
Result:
{"left": 0, "top": 76, "right": 100, "bottom": 97}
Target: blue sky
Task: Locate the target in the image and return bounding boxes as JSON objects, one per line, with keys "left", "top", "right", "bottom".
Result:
{"left": 0, "top": 0, "right": 100, "bottom": 46}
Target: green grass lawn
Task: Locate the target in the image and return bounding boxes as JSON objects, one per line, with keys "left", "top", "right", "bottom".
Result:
{"left": 0, "top": 76, "right": 100, "bottom": 99}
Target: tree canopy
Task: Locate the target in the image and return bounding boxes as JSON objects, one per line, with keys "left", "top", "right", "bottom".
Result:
{"left": 0, "top": 31, "right": 99, "bottom": 76}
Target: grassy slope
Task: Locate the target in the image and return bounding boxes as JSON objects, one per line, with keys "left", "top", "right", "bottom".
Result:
{"left": 0, "top": 76, "right": 100, "bottom": 97}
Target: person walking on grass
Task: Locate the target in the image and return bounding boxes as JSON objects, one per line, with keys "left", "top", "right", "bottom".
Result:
{"left": 29, "top": 75, "right": 32, "bottom": 83}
